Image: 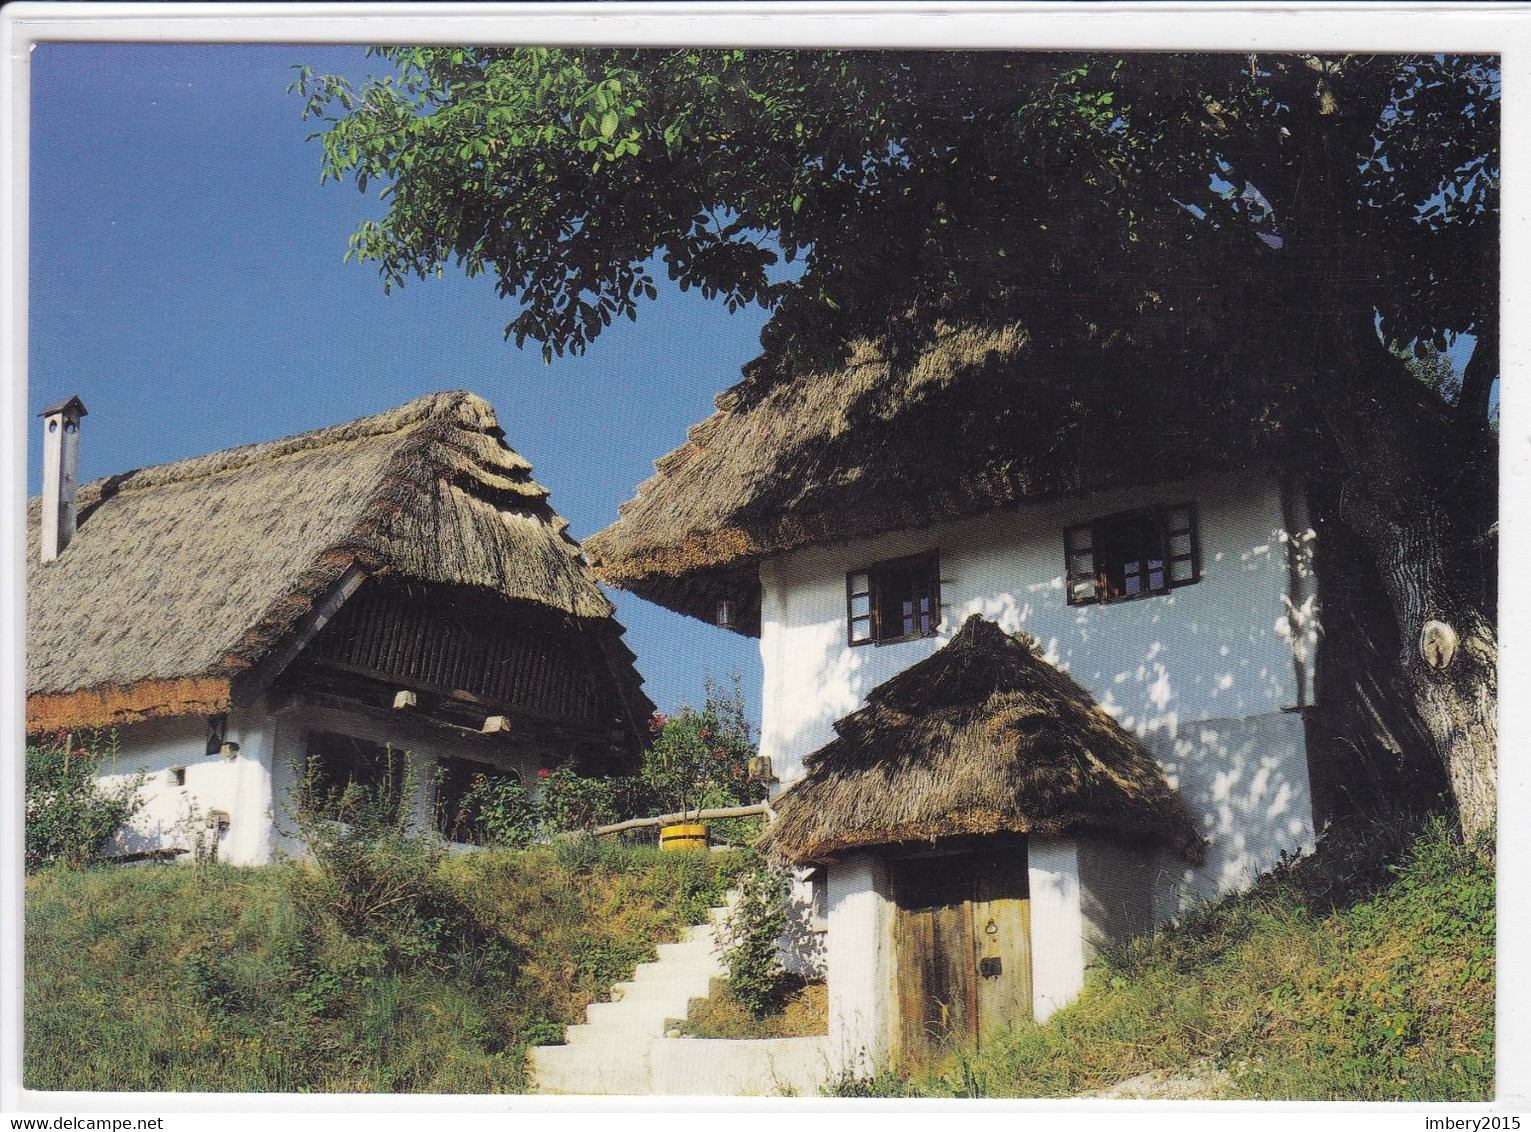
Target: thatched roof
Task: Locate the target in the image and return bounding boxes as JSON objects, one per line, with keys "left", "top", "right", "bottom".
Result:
{"left": 27, "top": 391, "right": 643, "bottom": 732}
{"left": 586, "top": 320, "right": 1297, "bottom": 633}
{"left": 758, "top": 615, "right": 1204, "bottom": 866}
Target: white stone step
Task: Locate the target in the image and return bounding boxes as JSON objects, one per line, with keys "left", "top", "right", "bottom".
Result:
{"left": 529, "top": 897, "right": 737, "bottom": 1094}
{"left": 630, "top": 955, "right": 717, "bottom": 984}
{"left": 654, "top": 937, "right": 716, "bottom": 963}
{"left": 530, "top": 1040, "right": 653, "bottom": 1096}
{"left": 584, "top": 998, "right": 686, "bottom": 1031}
{"left": 611, "top": 975, "right": 715, "bottom": 1003}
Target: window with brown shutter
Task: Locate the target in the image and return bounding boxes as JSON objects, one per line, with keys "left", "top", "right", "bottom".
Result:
{"left": 847, "top": 551, "right": 942, "bottom": 646}
{"left": 1065, "top": 503, "right": 1200, "bottom": 606}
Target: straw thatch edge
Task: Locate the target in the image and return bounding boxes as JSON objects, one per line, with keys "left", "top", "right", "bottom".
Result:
{"left": 763, "top": 804, "right": 1205, "bottom": 868}
{"left": 26, "top": 676, "right": 233, "bottom": 734}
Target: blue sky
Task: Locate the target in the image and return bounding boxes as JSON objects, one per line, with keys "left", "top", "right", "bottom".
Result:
{"left": 28, "top": 43, "right": 766, "bottom": 727}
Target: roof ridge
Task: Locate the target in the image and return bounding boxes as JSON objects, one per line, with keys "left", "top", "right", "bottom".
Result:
{"left": 57, "top": 390, "right": 484, "bottom": 500}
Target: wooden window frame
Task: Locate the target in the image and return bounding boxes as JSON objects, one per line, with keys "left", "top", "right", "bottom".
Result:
{"left": 846, "top": 551, "right": 942, "bottom": 647}
{"left": 1065, "top": 503, "right": 1201, "bottom": 607}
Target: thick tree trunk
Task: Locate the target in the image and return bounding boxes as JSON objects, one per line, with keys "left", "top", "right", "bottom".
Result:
{"left": 1312, "top": 329, "right": 1499, "bottom": 839}
{"left": 1362, "top": 502, "right": 1499, "bottom": 839}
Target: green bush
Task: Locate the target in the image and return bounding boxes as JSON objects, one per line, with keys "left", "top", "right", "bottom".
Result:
{"left": 717, "top": 855, "right": 792, "bottom": 1017}
{"left": 441, "top": 769, "right": 538, "bottom": 847}
{"left": 528, "top": 674, "right": 763, "bottom": 839}
{"left": 25, "top": 729, "right": 143, "bottom": 872}
{"left": 534, "top": 766, "right": 642, "bottom": 834}
{"left": 291, "top": 755, "right": 506, "bottom": 979}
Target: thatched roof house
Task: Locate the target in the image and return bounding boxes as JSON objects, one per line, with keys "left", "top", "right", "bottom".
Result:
{"left": 760, "top": 615, "right": 1203, "bottom": 866}
{"left": 27, "top": 390, "right": 650, "bottom": 745}
{"left": 585, "top": 320, "right": 1298, "bottom": 632}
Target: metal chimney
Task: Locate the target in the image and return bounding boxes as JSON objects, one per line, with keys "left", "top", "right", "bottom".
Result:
{"left": 38, "top": 395, "right": 86, "bottom": 562}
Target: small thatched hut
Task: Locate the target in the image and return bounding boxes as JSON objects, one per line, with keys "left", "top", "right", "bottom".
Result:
{"left": 27, "top": 391, "right": 651, "bottom": 864}
{"left": 761, "top": 615, "right": 1203, "bottom": 865}
{"left": 761, "top": 615, "right": 1201, "bottom": 1069}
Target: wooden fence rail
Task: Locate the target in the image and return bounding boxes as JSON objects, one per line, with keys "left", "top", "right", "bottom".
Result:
{"left": 588, "top": 803, "right": 770, "bottom": 838}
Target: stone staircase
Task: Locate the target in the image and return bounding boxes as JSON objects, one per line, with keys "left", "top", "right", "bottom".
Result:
{"left": 529, "top": 897, "right": 831, "bottom": 1096}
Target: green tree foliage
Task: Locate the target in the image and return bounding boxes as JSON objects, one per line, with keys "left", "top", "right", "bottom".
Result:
{"left": 297, "top": 50, "right": 1498, "bottom": 835}
{"left": 294, "top": 50, "right": 1494, "bottom": 382}
{"left": 641, "top": 675, "right": 758, "bottom": 818}
{"left": 25, "top": 730, "right": 143, "bottom": 872}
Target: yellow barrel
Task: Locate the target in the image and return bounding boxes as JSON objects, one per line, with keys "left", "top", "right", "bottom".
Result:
{"left": 659, "top": 823, "right": 710, "bottom": 851}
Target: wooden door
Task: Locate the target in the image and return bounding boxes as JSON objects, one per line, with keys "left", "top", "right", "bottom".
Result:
{"left": 971, "top": 851, "right": 1033, "bottom": 1046}
{"left": 892, "top": 847, "right": 1032, "bottom": 1066}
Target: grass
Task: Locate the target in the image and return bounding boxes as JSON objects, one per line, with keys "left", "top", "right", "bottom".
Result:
{"left": 830, "top": 813, "right": 1494, "bottom": 1101}
{"left": 25, "top": 839, "right": 747, "bottom": 1093}
{"left": 678, "top": 974, "right": 828, "bottom": 1040}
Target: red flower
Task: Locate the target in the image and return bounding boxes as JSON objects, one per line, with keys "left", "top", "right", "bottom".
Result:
{"left": 538, "top": 768, "right": 551, "bottom": 779}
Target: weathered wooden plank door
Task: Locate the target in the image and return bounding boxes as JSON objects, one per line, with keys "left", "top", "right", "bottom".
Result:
{"left": 892, "top": 847, "right": 1032, "bottom": 1066}
{"left": 971, "top": 851, "right": 1033, "bottom": 1047}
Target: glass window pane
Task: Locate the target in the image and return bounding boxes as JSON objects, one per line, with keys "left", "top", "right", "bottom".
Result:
{"left": 850, "top": 616, "right": 871, "bottom": 642}
{"left": 1149, "top": 569, "right": 1165, "bottom": 589}
{"left": 1070, "top": 552, "right": 1094, "bottom": 576}
{"left": 1171, "top": 559, "right": 1194, "bottom": 582}
{"left": 1166, "top": 506, "right": 1191, "bottom": 533}
{"left": 849, "top": 573, "right": 870, "bottom": 596}
{"left": 850, "top": 593, "right": 870, "bottom": 617}
{"left": 1071, "top": 579, "right": 1096, "bottom": 602}
{"left": 1125, "top": 575, "right": 1141, "bottom": 595}
{"left": 1170, "top": 533, "right": 1192, "bottom": 557}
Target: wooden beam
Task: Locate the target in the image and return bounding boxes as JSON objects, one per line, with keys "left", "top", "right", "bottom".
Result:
{"left": 588, "top": 803, "right": 769, "bottom": 837}
{"left": 233, "top": 563, "right": 368, "bottom": 701}
{"left": 307, "top": 656, "right": 614, "bottom": 736}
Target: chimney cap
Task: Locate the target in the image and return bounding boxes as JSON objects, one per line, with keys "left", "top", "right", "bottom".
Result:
{"left": 37, "top": 395, "right": 87, "bottom": 420}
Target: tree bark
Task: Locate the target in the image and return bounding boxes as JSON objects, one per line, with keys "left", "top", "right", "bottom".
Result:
{"left": 1258, "top": 57, "right": 1499, "bottom": 841}
{"left": 1312, "top": 329, "right": 1499, "bottom": 839}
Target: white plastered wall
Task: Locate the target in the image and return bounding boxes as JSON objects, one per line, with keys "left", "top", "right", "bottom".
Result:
{"left": 92, "top": 706, "right": 277, "bottom": 866}
{"left": 824, "top": 853, "right": 895, "bottom": 1078}
{"left": 90, "top": 700, "right": 548, "bottom": 865}
{"left": 1026, "top": 836, "right": 1085, "bottom": 1023}
{"left": 779, "top": 871, "right": 828, "bottom": 978}
{"left": 760, "top": 471, "right": 1320, "bottom": 914}
{"left": 1076, "top": 836, "right": 1155, "bottom": 963}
